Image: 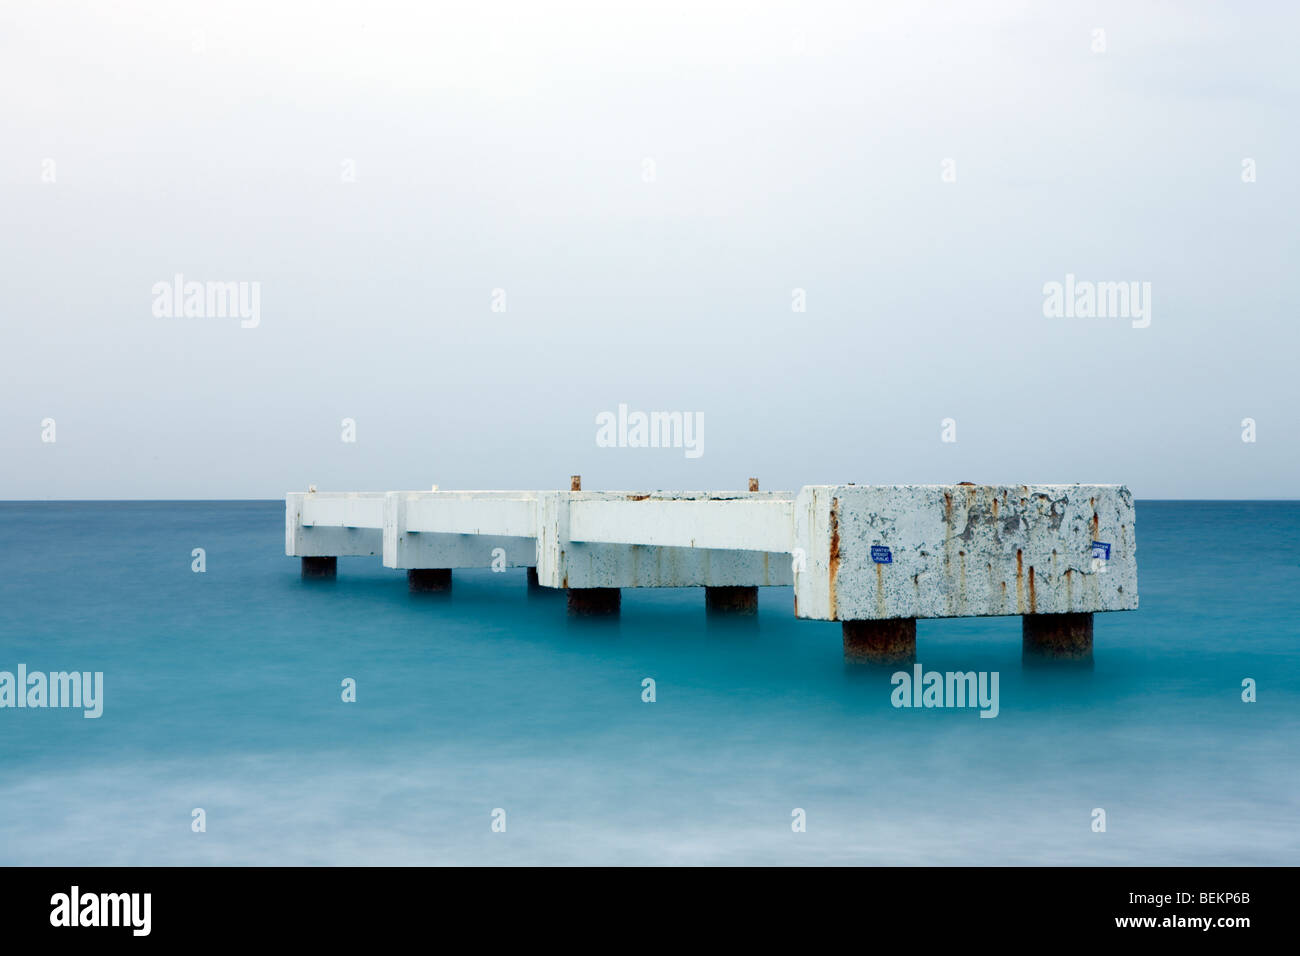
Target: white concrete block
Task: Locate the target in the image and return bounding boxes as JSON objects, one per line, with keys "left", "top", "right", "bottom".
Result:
{"left": 568, "top": 492, "right": 795, "bottom": 552}
{"left": 382, "top": 492, "right": 535, "bottom": 569}
{"left": 286, "top": 492, "right": 382, "bottom": 557}
{"left": 535, "top": 491, "right": 793, "bottom": 588}
{"left": 792, "top": 484, "right": 1138, "bottom": 621}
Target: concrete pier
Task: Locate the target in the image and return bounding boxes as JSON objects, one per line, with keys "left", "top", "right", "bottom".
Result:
{"left": 300, "top": 556, "right": 337, "bottom": 579}
{"left": 408, "top": 568, "right": 452, "bottom": 592}
{"left": 842, "top": 619, "right": 916, "bottom": 664}
{"left": 705, "top": 586, "right": 758, "bottom": 614}
{"left": 286, "top": 483, "right": 1138, "bottom": 661}
{"left": 567, "top": 587, "right": 620, "bottom": 616}
{"left": 1023, "top": 612, "right": 1093, "bottom": 661}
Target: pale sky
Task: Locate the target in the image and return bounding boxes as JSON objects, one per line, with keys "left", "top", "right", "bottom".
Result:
{"left": 2, "top": 0, "right": 1296, "bottom": 498}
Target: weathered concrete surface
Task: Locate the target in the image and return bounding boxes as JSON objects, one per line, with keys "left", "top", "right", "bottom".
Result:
{"left": 546, "top": 542, "right": 790, "bottom": 589}
{"left": 286, "top": 492, "right": 383, "bottom": 557}
{"left": 566, "top": 491, "right": 795, "bottom": 552}
{"left": 794, "top": 485, "right": 1137, "bottom": 622}
{"left": 381, "top": 490, "right": 795, "bottom": 587}
{"left": 705, "top": 586, "right": 759, "bottom": 614}
{"left": 383, "top": 492, "right": 535, "bottom": 570}
{"left": 536, "top": 491, "right": 794, "bottom": 590}
{"left": 290, "top": 489, "right": 794, "bottom": 588}
{"left": 1023, "top": 612, "right": 1093, "bottom": 661}
{"left": 287, "top": 486, "right": 1139, "bottom": 632}
{"left": 842, "top": 618, "right": 916, "bottom": 664}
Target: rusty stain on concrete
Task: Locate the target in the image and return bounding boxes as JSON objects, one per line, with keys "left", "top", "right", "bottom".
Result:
{"left": 827, "top": 498, "right": 840, "bottom": 619}
{"left": 1015, "top": 549, "right": 1025, "bottom": 614}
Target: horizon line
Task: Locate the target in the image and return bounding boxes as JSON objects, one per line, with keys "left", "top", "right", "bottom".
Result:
{"left": 1, "top": 496, "right": 1297, "bottom": 504}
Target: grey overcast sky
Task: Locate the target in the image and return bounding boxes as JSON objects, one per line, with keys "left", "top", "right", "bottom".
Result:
{"left": 2, "top": 0, "right": 1296, "bottom": 499}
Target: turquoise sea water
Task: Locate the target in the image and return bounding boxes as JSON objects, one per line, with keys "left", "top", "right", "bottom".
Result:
{"left": 0, "top": 501, "right": 1296, "bottom": 865}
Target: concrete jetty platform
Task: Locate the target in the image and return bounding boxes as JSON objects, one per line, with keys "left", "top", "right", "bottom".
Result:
{"left": 286, "top": 482, "right": 1138, "bottom": 662}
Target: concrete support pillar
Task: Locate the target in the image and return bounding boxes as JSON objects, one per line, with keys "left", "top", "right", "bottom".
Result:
{"left": 567, "top": 587, "right": 620, "bottom": 615}
{"left": 301, "top": 556, "right": 337, "bottom": 579}
{"left": 408, "top": 568, "right": 452, "bottom": 592}
{"left": 705, "top": 586, "right": 758, "bottom": 614}
{"left": 1022, "top": 612, "right": 1093, "bottom": 661}
{"left": 842, "top": 618, "right": 916, "bottom": 664}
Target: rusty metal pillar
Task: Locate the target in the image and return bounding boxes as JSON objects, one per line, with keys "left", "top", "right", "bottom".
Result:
{"left": 571, "top": 475, "right": 582, "bottom": 491}
{"left": 1023, "top": 612, "right": 1093, "bottom": 661}
{"left": 567, "top": 587, "right": 620, "bottom": 615}
{"left": 843, "top": 619, "right": 916, "bottom": 664}
{"left": 408, "top": 568, "right": 452, "bottom": 592}
{"left": 301, "top": 556, "right": 336, "bottom": 579}
{"left": 705, "top": 586, "right": 758, "bottom": 614}
{"left": 748, "top": 477, "right": 759, "bottom": 492}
